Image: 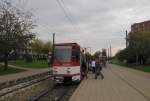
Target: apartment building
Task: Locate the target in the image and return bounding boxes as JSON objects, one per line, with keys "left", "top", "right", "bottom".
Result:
{"left": 131, "top": 20, "right": 150, "bottom": 33}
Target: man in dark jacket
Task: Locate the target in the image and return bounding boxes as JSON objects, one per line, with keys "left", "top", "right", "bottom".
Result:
{"left": 81, "top": 50, "right": 88, "bottom": 79}
{"left": 95, "top": 57, "right": 104, "bottom": 79}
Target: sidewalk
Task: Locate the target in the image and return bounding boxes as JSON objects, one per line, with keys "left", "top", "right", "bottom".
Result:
{"left": 69, "top": 64, "right": 150, "bottom": 101}
{"left": 0, "top": 67, "right": 51, "bottom": 83}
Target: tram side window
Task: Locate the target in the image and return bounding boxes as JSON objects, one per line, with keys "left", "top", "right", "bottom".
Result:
{"left": 72, "top": 50, "right": 80, "bottom": 62}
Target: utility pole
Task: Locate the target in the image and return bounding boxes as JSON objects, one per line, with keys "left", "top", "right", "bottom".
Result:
{"left": 126, "top": 30, "right": 128, "bottom": 48}
{"left": 51, "top": 33, "right": 55, "bottom": 67}
{"left": 107, "top": 48, "right": 109, "bottom": 58}
{"left": 110, "top": 45, "right": 112, "bottom": 58}
{"left": 107, "top": 48, "right": 109, "bottom": 61}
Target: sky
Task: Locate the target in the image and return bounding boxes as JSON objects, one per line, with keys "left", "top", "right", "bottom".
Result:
{"left": 13, "top": 0, "right": 150, "bottom": 55}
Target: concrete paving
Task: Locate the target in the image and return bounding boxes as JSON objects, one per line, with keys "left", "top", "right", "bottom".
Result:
{"left": 69, "top": 64, "right": 150, "bottom": 101}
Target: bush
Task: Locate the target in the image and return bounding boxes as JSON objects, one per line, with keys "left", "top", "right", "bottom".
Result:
{"left": 23, "top": 54, "right": 33, "bottom": 62}
{"left": 146, "top": 57, "right": 150, "bottom": 65}
{"left": 116, "top": 49, "right": 127, "bottom": 62}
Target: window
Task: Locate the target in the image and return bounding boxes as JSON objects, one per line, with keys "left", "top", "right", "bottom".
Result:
{"left": 72, "top": 49, "right": 80, "bottom": 62}
{"left": 54, "top": 46, "right": 72, "bottom": 62}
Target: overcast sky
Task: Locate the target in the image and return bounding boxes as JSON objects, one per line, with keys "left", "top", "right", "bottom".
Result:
{"left": 15, "top": 0, "right": 150, "bottom": 54}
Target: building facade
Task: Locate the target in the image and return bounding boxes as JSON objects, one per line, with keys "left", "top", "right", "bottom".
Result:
{"left": 131, "top": 20, "right": 150, "bottom": 33}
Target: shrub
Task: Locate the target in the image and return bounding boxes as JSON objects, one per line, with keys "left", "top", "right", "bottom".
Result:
{"left": 23, "top": 54, "right": 33, "bottom": 62}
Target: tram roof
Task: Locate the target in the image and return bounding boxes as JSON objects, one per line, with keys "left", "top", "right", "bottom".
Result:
{"left": 55, "top": 43, "right": 80, "bottom": 47}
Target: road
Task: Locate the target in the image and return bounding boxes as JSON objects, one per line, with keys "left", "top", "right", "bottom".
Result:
{"left": 70, "top": 64, "right": 150, "bottom": 101}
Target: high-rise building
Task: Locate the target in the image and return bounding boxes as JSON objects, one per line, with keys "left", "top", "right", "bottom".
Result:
{"left": 131, "top": 20, "right": 150, "bottom": 33}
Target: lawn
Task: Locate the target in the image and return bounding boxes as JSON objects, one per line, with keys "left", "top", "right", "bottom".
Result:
{"left": 0, "top": 65, "right": 26, "bottom": 76}
{"left": 13, "top": 60, "right": 49, "bottom": 69}
{"left": 110, "top": 59, "right": 150, "bottom": 73}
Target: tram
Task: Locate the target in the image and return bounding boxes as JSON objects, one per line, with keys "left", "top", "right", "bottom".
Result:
{"left": 52, "top": 43, "right": 82, "bottom": 83}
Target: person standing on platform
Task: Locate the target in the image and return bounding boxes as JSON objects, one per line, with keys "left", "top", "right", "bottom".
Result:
{"left": 95, "top": 57, "right": 104, "bottom": 79}
{"left": 81, "top": 50, "right": 88, "bottom": 79}
{"left": 91, "top": 59, "right": 96, "bottom": 73}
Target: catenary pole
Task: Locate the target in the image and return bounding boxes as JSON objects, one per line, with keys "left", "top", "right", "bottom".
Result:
{"left": 126, "top": 30, "right": 128, "bottom": 48}
{"left": 51, "top": 33, "right": 55, "bottom": 67}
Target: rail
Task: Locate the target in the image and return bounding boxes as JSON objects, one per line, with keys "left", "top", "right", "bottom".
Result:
{"left": 0, "top": 74, "right": 53, "bottom": 97}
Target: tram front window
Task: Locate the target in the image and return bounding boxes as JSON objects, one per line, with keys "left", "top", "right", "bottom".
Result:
{"left": 54, "top": 46, "right": 72, "bottom": 63}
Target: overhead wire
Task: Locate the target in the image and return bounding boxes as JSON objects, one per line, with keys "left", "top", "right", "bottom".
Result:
{"left": 60, "top": 0, "right": 84, "bottom": 33}
{"left": 55, "top": 0, "right": 88, "bottom": 44}
{"left": 55, "top": 0, "right": 81, "bottom": 34}
{"left": 9, "top": 0, "right": 85, "bottom": 43}
{"left": 59, "top": 0, "right": 91, "bottom": 47}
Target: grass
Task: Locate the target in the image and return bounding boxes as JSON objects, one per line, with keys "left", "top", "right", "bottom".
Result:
{"left": 0, "top": 65, "right": 26, "bottom": 76}
{"left": 110, "top": 59, "right": 150, "bottom": 73}
{"left": 12, "top": 60, "right": 48, "bottom": 69}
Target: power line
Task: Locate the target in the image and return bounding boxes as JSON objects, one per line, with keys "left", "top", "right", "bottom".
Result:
{"left": 56, "top": 0, "right": 80, "bottom": 33}
{"left": 57, "top": 0, "right": 91, "bottom": 47}
{"left": 60, "top": 0, "right": 78, "bottom": 25}
{"left": 10, "top": 0, "right": 86, "bottom": 43}
{"left": 60, "top": 0, "right": 84, "bottom": 33}
{"left": 60, "top": 0, "right": 78, "bottom": 23}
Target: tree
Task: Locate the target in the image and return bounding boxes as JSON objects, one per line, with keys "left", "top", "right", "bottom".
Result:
{"left": 31, "top": 39, "right": 44, "bottom": 54}
{"left": 93, "top": 51, "right": 101, "bottom": 58}
{"left": 31, "top": 39, "right": 52, "bottom": 54}
{"left": 117, "top": 32, "right": 150, "bottom": 64}
{"left": 0, "top": 1, "right": 36, "bottom": 70}
{"left": 43, "top": 41, "right": 52, "bottom": 54}
{"left": 115, "top": 49, "right": 126, "bottom": 62}
{"left": 128, "top": 32, "right": 150, "bottom": 64}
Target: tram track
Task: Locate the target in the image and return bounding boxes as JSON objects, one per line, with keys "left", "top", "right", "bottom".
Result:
{"left": 0, "top": 74, "right": 52, "bottom": 98}
{"left": 33, "top": 82, "right": 78, "bottom": 101}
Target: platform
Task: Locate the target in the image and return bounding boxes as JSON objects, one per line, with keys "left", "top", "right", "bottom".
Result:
{"left": 69, "top": 64, "right": 150, "bottom": 101}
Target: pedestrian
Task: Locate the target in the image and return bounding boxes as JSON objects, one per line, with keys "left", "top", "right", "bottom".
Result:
{"left": 81, "top": 50, "right": 88, "bottom": 79}
{"left": 91, "top": 59, "right": 96, "bottom": 73}
{"left": 81, "top": 60, "right": 88, "bottom": 79}
{"left": 47, "top": 54, "right": 51, "bottom": 67}
{"left": 95, "top": 57, "right": 104, "bottom": 79}
{"left": 88, "top": 61, "right": 92, "bottom": 71}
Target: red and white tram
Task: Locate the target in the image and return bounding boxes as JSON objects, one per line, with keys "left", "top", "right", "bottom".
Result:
{"left": 53, "top": 43, "right": 81, "bottom": 82}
